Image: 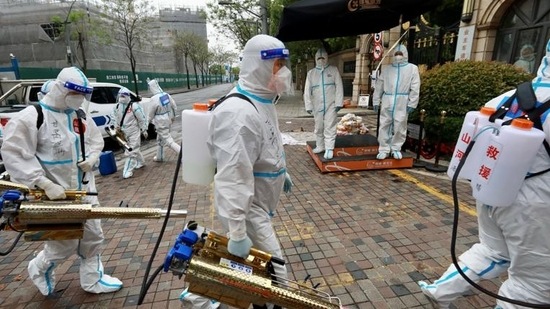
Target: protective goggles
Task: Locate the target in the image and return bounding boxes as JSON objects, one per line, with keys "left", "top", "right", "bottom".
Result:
{"left": 64, "top": 81, "right": 93, "bottom": 95}
{"left": 260, "top": 48, "right": 289, "bottom": 60}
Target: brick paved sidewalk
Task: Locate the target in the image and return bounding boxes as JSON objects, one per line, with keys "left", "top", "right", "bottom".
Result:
{"left": 0, "top": 89, "right": 504, "bottom": 309}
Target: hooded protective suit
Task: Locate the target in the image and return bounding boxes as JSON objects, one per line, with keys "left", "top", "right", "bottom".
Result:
{"left": 373, "top": 45, "right": 420, "bottom": 160}
{"left": 147, "top": 79, "right": 180, "bottom": 161}
{"left": 304, "top": 48, "right": 343, "bottom": 159}
{"left": 111, "top": 87, "right": 148, "bottom": 179}
{"left": 0, "top": 67, "right": 122, "bottom": 296}
{"left": 419, "top": 39, "right": 550, "bottom": 308}
{"left": 181, "top": 34, "right": 290, "bottom": 309}
{"left": 37, "top": 79, "right": 55, "bottom": 101}
{"left": 514, "top": 44, "right": 536, "bottom": 74}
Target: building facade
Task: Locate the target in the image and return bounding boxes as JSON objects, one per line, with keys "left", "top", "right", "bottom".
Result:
{"left": 344, "top": 0, "right": 546, "bottom": 106}
{"left": 0, "top": 0, "right": 207, "bottom": 75}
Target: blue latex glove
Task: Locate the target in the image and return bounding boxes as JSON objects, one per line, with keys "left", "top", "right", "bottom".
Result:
{"left": 407, "top": 106, "right": 415, "bottom": 114}
{"left": 335, "top": 106, "right": 342, "bottom": 112}
{"left": 227, "top": 236, "right": 253, "bottom": 258}
{"left": 306, "top": 110, "right": 312, "bottom": 114}
{"left": 373, "top": 105, "right": 379, "bottom": 113}
{"left": 284, "top": 172, "right": 293, "bottom": 193}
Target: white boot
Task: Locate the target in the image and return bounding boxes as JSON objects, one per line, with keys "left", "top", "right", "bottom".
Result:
{"left": 323, "top": 149, "right": 334, "bottom": 160}
{"left": 27, "top": 251, "right": 56, "bottom": 296}
{"left": 392, "top": 150, "right": 403, "bottom": 160}
{"left": 312, "top": 147, "right": 325, "bottom": 154}
{"left": 376, "top": 152, "right": 388, "bottom": 160}
{"left": 154, "top": 146, "right": 164, "bottom": 162}
{"left": 80, "top": 255, "right": 122, "bottom": 294}
{"left": 169, "top": 142, "right": 181, "bottom": 154}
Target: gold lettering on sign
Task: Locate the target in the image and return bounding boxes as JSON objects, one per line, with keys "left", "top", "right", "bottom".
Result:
{"left": 348, "top": 0, "right": 381, "bottom": 12}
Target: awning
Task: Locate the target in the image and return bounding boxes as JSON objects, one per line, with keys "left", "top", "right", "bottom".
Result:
{"left": 276, "top": 0, "right": 442, "bottom": 42}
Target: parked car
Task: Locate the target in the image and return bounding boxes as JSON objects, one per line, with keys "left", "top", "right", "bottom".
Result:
{"left": 0, "top": 81, "right": 156, "bottom": 140}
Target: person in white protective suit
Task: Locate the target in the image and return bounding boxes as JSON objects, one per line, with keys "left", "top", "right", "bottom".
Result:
{"left": 0, "top": 67, "right": 122, "bottom": 296}
{"left": 304, "top": 48, "right": 344, "bottom": 160}
{"left": 146, "top": 79, "right": 180, "bottom": 162}
{"left": 513, "top": 44, "right": 536, "bottom": 74}
{"left": 111, "top": 87, "right": 148, "bottom": 179}
{"left": 180, "top": 34, "right": 294, "bottom": 309}
{"left": 418, "top": 39, "right": 550, "bottom": 309}
{"left": 372, "top": 45, "right": 420, "bottom": 160}
{"left": 37, "top": 79, "right": 55, "bottom": 101}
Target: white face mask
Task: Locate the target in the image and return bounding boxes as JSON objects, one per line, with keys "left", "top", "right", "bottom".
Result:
{"left": 269, "top": 66, "right": 293, "bottom": 95}
{"left": 65, "top": 93, "right": 85, "bottom": 110}
{"left": 316, "top": 58, "right": 327, "bottom": 68}
{"left": 394, "top": 55, "right": 404, "bottom": 63}
{"left": 119, "top": 96, "right": 131, "bottom": 104}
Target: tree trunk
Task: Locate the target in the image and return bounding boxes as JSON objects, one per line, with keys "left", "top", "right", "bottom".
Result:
{"left": 184, "top": 54, "right": 190, "bottom": 89}
{"left": 77, "top": 32, "right": 87, "bottom": 73}
{"left": 129, "top": 51, "right": 139, "bottom": 95}
{"left": 193, "top": 64, "right": 199, "bottom": 88}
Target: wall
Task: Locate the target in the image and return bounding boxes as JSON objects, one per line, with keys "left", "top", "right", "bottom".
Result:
{"left": 18, "top": 67, "right": 223, "bottom": 92}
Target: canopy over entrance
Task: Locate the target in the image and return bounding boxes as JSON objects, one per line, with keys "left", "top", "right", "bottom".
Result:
{"left": 276, "top": 0, "right": 442, "bottom": 42}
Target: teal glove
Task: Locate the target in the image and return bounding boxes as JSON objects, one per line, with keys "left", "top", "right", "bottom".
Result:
{"left": 306, "top": 110, "right": 312, "bottom": 114}
{"left": 335, "top": 106, "right": 342, "bottom": 112}
{"left": 227, "top": 236, "right": 253, "bottom": 258}
{"left": 284, "top": 172, "right": 293, "bottom": 193}
{"left": 407, "top": 107, "right": 415, "bottom": 114}
{"left": 373, "top": 105, "right": 379, "bottom": 113}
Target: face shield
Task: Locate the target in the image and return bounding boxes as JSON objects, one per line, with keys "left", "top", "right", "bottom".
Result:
{"left": 63, "top": 81, "right": 93, "bottom": 110}
{"left": 263, "top": 48, "right": 293, "bottom": 96}
{"left": 117, "top": 87, "right": 132, "bottom": 104}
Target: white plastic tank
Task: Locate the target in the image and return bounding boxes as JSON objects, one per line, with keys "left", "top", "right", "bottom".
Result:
{"left": 471, "top": 118, "right": 546, "bottom": 207}
{"left": 181, "top": 103, "right": 215, "bottom": 185}
{"left": 447, "top": 107, "right": 496, "bottom": 180}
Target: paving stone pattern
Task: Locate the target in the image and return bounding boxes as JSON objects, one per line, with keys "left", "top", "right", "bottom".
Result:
{"left": 0, "top": 91, "right": 505, "bottom": 308}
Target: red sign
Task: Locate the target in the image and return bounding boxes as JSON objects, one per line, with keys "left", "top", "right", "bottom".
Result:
{"left": 373, "top": 43, "right": 383, "bottom": 61}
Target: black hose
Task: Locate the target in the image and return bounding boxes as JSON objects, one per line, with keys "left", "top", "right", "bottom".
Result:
{"left": 138, "top": 143, "right": 183, "bottom": 305}
{"left": 0, "top": 230, "right": 23, "bottom": 256}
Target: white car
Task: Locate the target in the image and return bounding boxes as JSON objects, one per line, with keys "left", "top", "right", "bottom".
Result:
{"left": 0, "top": 81, "right": 156, "bottom": 140}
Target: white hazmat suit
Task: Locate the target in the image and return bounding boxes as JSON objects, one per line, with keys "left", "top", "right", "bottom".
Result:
{"left": 111, "top": 87, "right": 148, "bottom": 179}
{"left": 1, "top": 67, "right": 122, "bottom": 296}
{"left": 419, "top": 39, "right": 550, "bottom": 308}
{"left": 180, "top": 34, "right": 292, "bottom": 309}
{"left": 37, "top": 79, "right": 55, "bottom": 101}
{"left": 513, "top": 44, "right": 536, "bottom": 74}
{"left": 373, "top": 45, "right": 420, "bottom": 160}
{"left": 304, "top": 48, "right": 344, "bottom": 160}
{"left": 147, "top": 79, "right": 180, "bottom": 162}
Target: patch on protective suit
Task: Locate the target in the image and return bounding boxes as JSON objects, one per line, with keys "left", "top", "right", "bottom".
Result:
{"left": 73, "top": 118, "right": 87, "bottom": 134}
{"left": 160, "top": 94, "right": 170, "bottom": 106}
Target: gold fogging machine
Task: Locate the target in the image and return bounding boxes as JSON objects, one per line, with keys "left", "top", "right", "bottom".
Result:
{"left": 162, "top": 221, "right": 344, "bottom": 309}
{"left": 0, "top": 179, "right": 343, "bottom": 308}
{"left": 0, "top": 179, "right": 186, "bottom": 241}
{"left": 105, "top": 125, "right": 133, "bottom": 151}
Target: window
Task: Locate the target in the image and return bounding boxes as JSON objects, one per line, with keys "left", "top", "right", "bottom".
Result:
{"left": 343, "top": 61, "right": 356, "bottom": 73}
{"left": 40, "top": 23, "right": 62, "bottom": 41}
{"left": 494, "top": 0, "right": 550, "bottom": 74}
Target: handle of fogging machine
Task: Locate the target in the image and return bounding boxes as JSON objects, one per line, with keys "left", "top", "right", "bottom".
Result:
{"left": 105, "top": 125, "right": 133, "bottom": 151}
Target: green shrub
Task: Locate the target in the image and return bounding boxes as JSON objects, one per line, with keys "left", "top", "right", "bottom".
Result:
{"left": 411, "top": 60, "right": 533, "bottom": 143}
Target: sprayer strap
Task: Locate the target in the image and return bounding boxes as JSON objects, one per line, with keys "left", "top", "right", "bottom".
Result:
{"left": 209, "top": 93, "right": 257, "bottom": 112}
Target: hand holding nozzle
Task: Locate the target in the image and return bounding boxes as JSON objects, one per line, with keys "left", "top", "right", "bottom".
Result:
{"left": 105, "top": 125, "right": 133, "bottom": 151}
{"left": 0, "top": 180, "right": 97, "bottom": 201}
